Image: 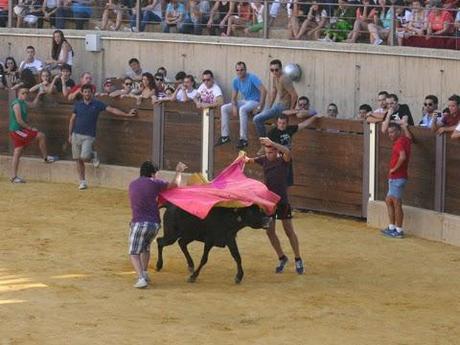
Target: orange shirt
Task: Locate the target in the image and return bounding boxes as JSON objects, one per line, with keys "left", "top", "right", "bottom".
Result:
{"left": 0, "top": 0, "right": 8, "bottom": 10}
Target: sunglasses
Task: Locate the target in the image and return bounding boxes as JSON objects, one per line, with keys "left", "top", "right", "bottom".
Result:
{"left": 424, "top": 102, "right": 434, "bottom": 106}
{"left": 155, "top": 77, "right": 163, "bottom": 81}
{"left": 125, "top": 83, "right": 133, "bottom": 86}
{"left": 270, "top": 68, "right": 280, "bottom": 72}
{"left": 298, "top": 102, "right": 308, "bottom": 107}
{"left": 236, "top": 69, "right": 245, "bottom": 72}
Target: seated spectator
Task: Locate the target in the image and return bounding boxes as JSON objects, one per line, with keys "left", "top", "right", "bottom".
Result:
{"left": 322, "top": 0, "right": 355, "bottom": 42}
{"left": 397, "top": 0, "right": 427, "bottom": 45}
{"left": 55, "top": 0, "right": 72, "bottom": 30}
{"left": 110, "top": 77, "right": 135, "bottom": 97}
{"left": 282, "top": 96, "right": 317, "bottom": 119}
{"left": 288, "top": 0, "right": 311, "bottom": 39}
{"left": 0, "top": 0, "right": 8, "bottom": 27}
{"left": 174, "top": 71, "right": 187, "bottom": 87}
{"left": 207, "top": 0, "right": 235, "bottom": 36}
{"left": 15, "top": 0, "right": 44, "bottom": 28}
{"left": 96, "top": 79, "right": 116, "bottom": 97}
{"left": 49, "top": 63, "right": 75, "bottom": 97}
{"left": 3, "top": 57, "right": 21, "bottom": 88}
{"left": 130, "top": 72, "right": 156, "bottom": 104}
{"left": 432, "top": 94, "right": 460, "bottom": 135}
{"left": 345, "top": 0, "right": 378, "bottom": 43}
{"left": 46, "top": 30, "right": 74, "bottom": 70}
{"left": 125, "top": 58, "right": 145, "bottom": 83}
{"left": 294, "top": 1, "right": 328, "bottom": 40}
{"left": 130, "top": 0, "right": 162, "bottom": 32}
{"left": 268, "top": 0, "right": 292, "bottom": 28}
{"left": 100, "top": 0, "right": 124, "bottom": 31}
{"left": 426, "top": 0, "right": 454, "bottom": 38}
{"left": 162, "top": 0, "right": 189, "bottom": 33}
{"left": 12, "top": 68, "right": 37, "bottom": 90}
{"left": 19, "top": 46, "right": 44, "bottom": 75}
{"left": 72, "top": 0, "right": 95, "bottom": 30}
{"left": 42, "top": 0, "right": 58, "bottom": 28}
{"left": 366, "top": 90, "right": 388, "bottom": 123}
{"left": 153, "top": 72, "right": 166, "bottom": 98}
{"left": 157, "top": 66, "right": 172, "bottom": 84}
{"left": 358, "top": 104, "right": 373, "bottom": 120}
{"left": 225, "top": 1, "right": 252, "bottom": 36}
{"left": 381, "top": 93, "right": 414, "bottom": 133}
{"left": 368, "top": 0, "right": 397, "bottom": 45}
{"left": 189, "top": 0, "right": 211, "bottom": 35}
{"left": 195, "top": 69, "right": 224, "bottom": 108}
{"left": 174, "top": 74, "right": 198, "bottom": 102}
{"left": 244, "top": 0, "right": 264, "bottom": 35}
{"left": 155, "top": 85, "right": 176, "bottom": 103}
{"left": 68, "top": 72, "right": 96, "bottom": 101}
{"left": 29, "top": 69, "right": 56, "bottom": 94}
{"left": 419, "top": 94, "right": 440, "bottom": 127}
{"left": 326, "top": 103, "right": 338, "bottom": 118}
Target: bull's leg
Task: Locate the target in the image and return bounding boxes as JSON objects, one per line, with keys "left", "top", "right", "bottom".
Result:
{"left": 227, "top": 238, "right": 244, "bottom": 284}
{"left": 156, "top": 236, "right": 177, "bottom": 272}
{"left": 188, "top": 242, "right": 213, "bottom": 283}
{"left": 178, "top": 238, "right": 195, "bottom": 273}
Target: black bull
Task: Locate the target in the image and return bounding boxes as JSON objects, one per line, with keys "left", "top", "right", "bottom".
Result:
{"left": 156, "top": 204, "right": 271, "bottom": 283}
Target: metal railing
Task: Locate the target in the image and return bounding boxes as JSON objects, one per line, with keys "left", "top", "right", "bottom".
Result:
{"left": 2, "top": 1, "right": 460, "bottom": 50}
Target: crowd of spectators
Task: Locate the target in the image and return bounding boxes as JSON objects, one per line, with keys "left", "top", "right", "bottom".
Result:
{"left": 1, "top": 0, "right": 460, "bottom": 48}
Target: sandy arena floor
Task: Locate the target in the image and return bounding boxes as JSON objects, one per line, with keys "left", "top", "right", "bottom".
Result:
{"left": 0, "top": 178, "right": 459, "bottom": 345}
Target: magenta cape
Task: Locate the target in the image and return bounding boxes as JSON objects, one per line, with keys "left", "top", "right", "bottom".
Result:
{"left": 159, "top": 157, "right": 281, "bottom": 219}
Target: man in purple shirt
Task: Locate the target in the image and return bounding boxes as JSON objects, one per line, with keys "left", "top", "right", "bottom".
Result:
{"left": 128, "top": 160, "right": 187, "bottom": 288}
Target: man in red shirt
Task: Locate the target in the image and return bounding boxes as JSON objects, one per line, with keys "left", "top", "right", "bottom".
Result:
{"left": 68, "top": 72, "right": 96, "bottom": 102}
{"left": 382, "top": 122, "right": 412, "bottom": 239}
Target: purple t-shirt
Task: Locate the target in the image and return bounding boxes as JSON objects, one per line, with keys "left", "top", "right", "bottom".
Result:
{"left": 255, "top": 155, "right": 289, "bottom": 203}
{"left": 129, "top": 177, "right": 168, "bottom": 223}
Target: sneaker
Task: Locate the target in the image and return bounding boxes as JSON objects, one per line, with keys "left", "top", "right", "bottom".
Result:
{"left": 45, "top": 155, "right": 59, "bottom": 163}
{"left": 130, "top": 26, "right": 138, "bottom": 32}
{"left": 10, "top": 176, "right": 26, "bottom": 184}
{"left": 134, "top": 277, "right": 148, "bottom": 288}
{"left": 384, "top": 229, "right": 404, "bottom": 239}
{"left": 374, "top": 38, "right": 383, "bottom": 46}
{"left": 380, "top": 227, "right": 393, "bottom": 235}
{"left": 236, "top": 139, "right": 248, "bottom": 149}
{"left": 275, "top": 256, "right": 288, "bottom": 273}
{"left": 91, "top": 151, "right": 100, "bottom": 168}
{"left": 214, "top": 136, "right": 230, "bottom": 147}
{"left": 143, "top": 271, "right": 151, "bottom": 283}
{"left": 78, "top": 180, "right": 88, "bottom": 190}
{"left": 295, "top": 259, "right": 304, "bottom": 275}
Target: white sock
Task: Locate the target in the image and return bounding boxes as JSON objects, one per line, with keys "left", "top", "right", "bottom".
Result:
{"left": 389, "top": 224, "right": 396, "bottom": 230}
{"left": 396, "top": 227, "right": 403, "bottom": 233}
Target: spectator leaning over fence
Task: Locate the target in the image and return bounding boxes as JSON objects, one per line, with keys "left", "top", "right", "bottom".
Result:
{"left": 366, "top": 90, "right": 388, "bottom": 123}
{"left": 42, "top": 0, "right": 58, "bottom": 27}
{"left": 49, "top": 63, "right": 75, "bottom": 97}
{"left": 381, "top": 121, "right": 412, "bottom": 239}
{"left": 9, "top": 88, "right": 58, "bottom": 184}
{"left": 125, "top": 58, "right": 145, "bottom": 84}
{"left": 253, "top": 59, "right": 298, "bottom": 147}
{"left": 419, "top": 94, "right": 440, "bottom": 127}
{"left": 283, "top": 95, "right": 318, "bottom": 119}
{"left": 156, "top": 67, "right": 172, "bottom": 84}
{"left": 0, "top": 0, "right": 8, "bottom": 27}
{"left": 174, "top": 71, "right": 186, "bottom": 87}
{"left": 381, "top": 93, "right": 414, "bottom": 133}
{"left": 244, "top": 137, "right": 305, "bottom": 274}
{"left": 216, "top": 61, "right": 267, "bottom": 149}
{"left": 358, "top": 104, "right": 373, "bottom": 120}
{"left": 326, "top": 103, "right": 338, "bottom": 118}
{"left": 130, "top": 0, "right": 162, "bottom": 32}
{"left": 68, "top": 72, "right": 96, "bottom": 101}
{"left": 29, "top": 69, "right": 56, "bottom": 94}
{"left": 68, "top": 84, "right": 137, "bottom": 190}
{"left": 426, "top": 0, "right": 454, "bottom": 39}
{"left": 130, "top": 72, "right": 156, "bottom": 104}
{"left": 110, "top": 76, "right": 134, "bottom": 97}
{"left": 19, "top": 46, "right": 44, "bottom": 75}
{"left": 432, "top": 94, "right": 460, "bottom": 135}
{"left": 46, "top": 30, "right": 74, "bottom": 70}
{"left": 174, "top": 74, "right": 198, "bottom": 102}
{"left": 195, "top": 70, "right": 224, "bottom": 109}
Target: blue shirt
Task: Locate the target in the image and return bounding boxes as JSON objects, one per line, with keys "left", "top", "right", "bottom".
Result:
{"left": 166, "top": 2, "right": 186, "bottom": 17}
{"left": 232, "top": 73, "right": 262, "bottom": 102}
{"left": 73, "top": 99, "right": 107, "bottom": 137}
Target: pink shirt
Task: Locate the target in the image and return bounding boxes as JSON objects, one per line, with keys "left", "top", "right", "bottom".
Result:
{"left": 428, "top": 10, "right": 454, "bottom": 32}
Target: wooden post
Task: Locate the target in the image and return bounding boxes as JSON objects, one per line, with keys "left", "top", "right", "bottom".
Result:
{"left": 434, "top": 134, "right": 446, "bottom": 212}
{"left": 362, "top": 122, "right": 371, "bottom": 217}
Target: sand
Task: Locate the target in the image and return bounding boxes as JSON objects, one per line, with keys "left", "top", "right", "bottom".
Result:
{"left": 0, "top": 179, "right": 459, "bottom": 345}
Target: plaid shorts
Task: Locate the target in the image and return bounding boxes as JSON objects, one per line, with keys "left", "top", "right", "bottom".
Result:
{"left": 128, "top": 222, "right": 160, "bottom": 255}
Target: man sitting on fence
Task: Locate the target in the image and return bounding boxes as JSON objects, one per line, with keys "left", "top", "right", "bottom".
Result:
{"left": 216, "top": 61, "right": 267, "bottom": 150}
{"left": 381, "top": 122, "right": 412, "bottom": 239}
{"left": 195, "top": 70, "right": 224, "bottom": 109}
{"left": 68, "top": 84, "right": 137, "bottom": 190}
{"left": 9, "top": 87, "right": 58, "bottom": 183}
{"left": 282, "top": 96, "right": 317, "bottom": 119}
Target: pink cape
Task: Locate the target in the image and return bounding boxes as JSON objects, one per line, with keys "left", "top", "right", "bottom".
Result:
{"left": 159, "top": 157, "right": 280, "bottom": 219}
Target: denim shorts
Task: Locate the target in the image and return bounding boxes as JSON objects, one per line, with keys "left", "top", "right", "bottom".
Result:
{"left": 387, "top": 178, "right": 407, "bottom": 199}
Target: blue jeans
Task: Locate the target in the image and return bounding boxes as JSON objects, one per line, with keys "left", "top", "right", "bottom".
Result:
{"left": 130, "top": 11, "right": 161, "bottom": 31}
{"left": 387, "top": 178, "right": 407, "bottom": 199}
{"left": 0, "top": 10, "right": 8, "bottom": 27}
{"left": 55, "top": 7, "right": 72, "bottom": 29}
{"left": 253, "top": 103, "right": 287, "bottom": 137}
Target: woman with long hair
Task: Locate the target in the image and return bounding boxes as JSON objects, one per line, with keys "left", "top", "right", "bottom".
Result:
{"left": 4, "top": 57, "right": 20, "bottom": 88}
{"left": 29, "top": 69, "right": 56, "bottom": 94}
{"left": 131, "top": 72, "right": 157, "bottom": 105}
{"left": 47, "top": 30, "right": 73, "bottom": 68}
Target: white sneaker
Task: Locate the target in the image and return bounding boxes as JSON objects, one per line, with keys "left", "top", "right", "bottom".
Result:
{"left": 10, "top": 176, "right": 26, "bottom": 183}
{"left": 45, "top": 155, "right": 59, "bottom": 163}
{"left": 134, "top": 277, "right": 148, "bottom": 288}
{"left": 143, "top": 271, "right": 151, "bottom": 283}
{"left": 374, "top": 38, "right": 383, "bottom": 46}
{"left": 78, "top": 180, "right": 88, "bottom": 190}
{"left": 91, "top": 151, "right": 100, "bottom": 168}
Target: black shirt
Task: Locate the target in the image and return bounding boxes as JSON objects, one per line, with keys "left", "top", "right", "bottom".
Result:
{"left": 55, "top": 78, "right": 75, "bottom": 93}
{"left": 255, "top": 156, "right": 289, "bottom": 203}
{"left": 268, "top": 125, "right": 299, "bottom": 149}
{"left": 386, "top": 104, "right": 414, "bottom": 125}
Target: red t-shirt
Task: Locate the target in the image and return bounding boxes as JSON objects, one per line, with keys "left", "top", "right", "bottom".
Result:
{"left": 0, "top": 0, "right": 8, "bottom": 10}
{"left": 428, "top": 10, "right": 454, "bottom": 33}
{"left": 389, "top": 136, "right": 411, "bottom": 179}
{"left": 70, "top": 84, "right": 96, "bottom": 94}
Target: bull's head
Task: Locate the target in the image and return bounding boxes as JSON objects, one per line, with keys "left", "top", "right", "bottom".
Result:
{"left": 235, "top": 205, "right": 272, "bottom": 230}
